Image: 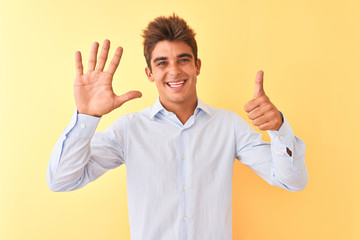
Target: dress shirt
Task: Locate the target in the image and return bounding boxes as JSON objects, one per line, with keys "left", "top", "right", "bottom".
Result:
{"left": 47, "top": 98, "right": 308, "bottom": 240}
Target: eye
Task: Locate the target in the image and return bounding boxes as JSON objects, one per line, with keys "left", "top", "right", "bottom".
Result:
{"left": 179, "top": 58, "right": 190, "bottom": 63}
{"left": 157, "top": 61, "right": 167, "bottom": 66}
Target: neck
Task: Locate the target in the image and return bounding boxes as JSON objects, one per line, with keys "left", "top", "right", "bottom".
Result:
{"left": 160, "top": 97, "right": 198, "bottom": 125}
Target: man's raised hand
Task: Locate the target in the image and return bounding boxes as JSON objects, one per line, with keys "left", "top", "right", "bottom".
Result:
{"left": 74, "top": 40, "right": 142, "bottom": 117}
{"left": 244, "top": 70, "right": 283, "bottom": 131}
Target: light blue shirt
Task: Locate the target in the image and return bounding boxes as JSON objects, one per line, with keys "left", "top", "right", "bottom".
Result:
{"left": 47, "top": 98, "right": 308, "bottom": 240}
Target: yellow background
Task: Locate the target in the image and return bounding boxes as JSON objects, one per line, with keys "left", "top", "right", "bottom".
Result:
{"left": 1, "top": 0, "right": 359, "bottom": 239}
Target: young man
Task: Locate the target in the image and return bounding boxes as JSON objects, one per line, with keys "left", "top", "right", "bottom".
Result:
{"left": 47, "top": 14, "right": 308, "bottom": 240}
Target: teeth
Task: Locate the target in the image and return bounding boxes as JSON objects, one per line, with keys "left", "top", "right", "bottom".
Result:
{"left": 167, "top": 81, "right": 185, "bottom": 87}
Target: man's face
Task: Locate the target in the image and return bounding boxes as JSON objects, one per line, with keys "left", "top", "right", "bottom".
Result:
{"left": 145, "top": 40, "right": 201, "bottom": 109}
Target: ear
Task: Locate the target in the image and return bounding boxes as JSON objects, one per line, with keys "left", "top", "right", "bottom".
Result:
{"left": 145, "top": 67, "right": 154, "bottom": 82}
{"left": 196, "top": 59, "right": 201, "bottom": 76}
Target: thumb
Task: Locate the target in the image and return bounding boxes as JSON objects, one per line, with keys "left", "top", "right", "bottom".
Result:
{"left": 114, "top": 90, "right": 142, "bottom": 109}
{"left": 254, "top": 70, "right": 265, "bottom": 98}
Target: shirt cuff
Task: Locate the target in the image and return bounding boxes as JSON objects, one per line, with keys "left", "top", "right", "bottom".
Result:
{"left": 267, "top": 113, "right": 295, "bottom": 151}
{"left": 64, "top": 109, "right": 101, "bottom": 138}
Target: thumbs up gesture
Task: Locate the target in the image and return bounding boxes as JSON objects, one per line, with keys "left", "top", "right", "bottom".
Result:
{"left": 244, "top": 70, "right": 283, "bottom": 131}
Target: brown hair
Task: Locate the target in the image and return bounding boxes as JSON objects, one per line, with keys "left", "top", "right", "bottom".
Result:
{"left": 142, "top": 14, "right": 198, "bottom": 71}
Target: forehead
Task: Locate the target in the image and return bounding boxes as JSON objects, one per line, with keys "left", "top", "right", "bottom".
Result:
{"left": 151, "top": 40, "right": 193, "bottom": 60}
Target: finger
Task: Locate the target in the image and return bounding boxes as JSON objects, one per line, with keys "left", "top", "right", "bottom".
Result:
{"left": 107, "top": 47, "right": 123, "bottom": 75}
{"left": 253, "top": 110, "right": 282, "bottom": 130}
{"left": 87, "top": 42, "right": 99, "bottom": 72}
{"left": 75, "top": 51, "right": 83, "bottom": 77}
{"left": 114, "top": 91, "right": 142, "bottom": 109}
{"left": 251, "top": 114, "right": 269, "bottom": 127}
{"left": 247, "top": 106, "right": 264, "bottom": 120}
{"left": 244, "top": 99, "right": 259, "bottom": 113}
{"left": 244, "top": 97, "right": 257, "bottom": 112}
{"left": 254, "top": 70, "right": 265, "bottom": 98}
{"left": 258, "top": 120, "right": 281, "bottom": 131}
{"left": 96, "top": 39, "right": 110, "bottom": 71}
{"left": 244, "top": 95, "right": 267, "bottom": 112}
{"left": 258, "top": 122, "right": 273, "bottom": 131}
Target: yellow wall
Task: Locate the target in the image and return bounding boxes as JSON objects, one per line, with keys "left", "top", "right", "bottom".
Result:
{"left": 1, "top": 0, "right": 359, "bottom": 239}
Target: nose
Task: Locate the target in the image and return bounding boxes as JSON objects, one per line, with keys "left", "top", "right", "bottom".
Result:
{"left": 168, "top": 63, "right": 181, "bottom": 78}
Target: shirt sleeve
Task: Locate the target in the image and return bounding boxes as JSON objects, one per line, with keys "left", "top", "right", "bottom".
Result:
{"left": 235, "top": 114, "right": 308, "bottom": 191}
{"left": 46, "top": 110, "right": 125, "bottom": 192}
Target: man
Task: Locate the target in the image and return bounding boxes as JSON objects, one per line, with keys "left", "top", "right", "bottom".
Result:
{"left": 47, "top": 14, "right": 308, "bottom": 240}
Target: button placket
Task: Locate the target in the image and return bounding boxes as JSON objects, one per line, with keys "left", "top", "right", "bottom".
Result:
{"left": 178, "top": 128, "right": 189, "bottom": 237}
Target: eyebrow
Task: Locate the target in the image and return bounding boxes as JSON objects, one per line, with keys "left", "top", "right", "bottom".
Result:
{"left": 153, "top": 53, "right": 193, "bottom": 63}
{"left": 153, "top": 57, "right": 167, "bottom": 63}
{"left": 177, "top": 53, "right": 193, "bottom": 59}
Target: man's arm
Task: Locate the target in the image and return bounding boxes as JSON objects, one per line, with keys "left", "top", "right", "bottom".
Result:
{"left": 238, "top": 70, "right": 308, "bottom": 191}
{"left": 47, "top": 40, "right": 141, "bottom": 192}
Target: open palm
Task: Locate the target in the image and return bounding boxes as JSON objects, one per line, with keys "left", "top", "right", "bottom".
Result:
{"left": 74, "top": 40, "right": 142, "bottom": 117}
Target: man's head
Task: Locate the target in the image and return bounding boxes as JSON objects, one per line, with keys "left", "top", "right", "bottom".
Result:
{"left": 142, "top": 14, "right": 198, "bottom": 72}
{"left": 142, "top": 14, "right": 201, "bottom": 112}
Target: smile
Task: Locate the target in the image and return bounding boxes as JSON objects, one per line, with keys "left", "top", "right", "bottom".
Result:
{"left": 166, "top": 81, "right": 186, "bottom": 88}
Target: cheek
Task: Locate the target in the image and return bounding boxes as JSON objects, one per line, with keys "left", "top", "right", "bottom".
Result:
{"left": 152, "top": 71, "right": 166, "bottom": 81}
{"left": 154, "top": 78, "right": 165, "bottom": 89}
{"left": 184, "top": 66, "right": 198, "bottom": 76}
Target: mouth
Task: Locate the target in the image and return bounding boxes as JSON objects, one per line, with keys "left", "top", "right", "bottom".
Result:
{"left": 166, "top": 80, "right": 186, "bottom": 88}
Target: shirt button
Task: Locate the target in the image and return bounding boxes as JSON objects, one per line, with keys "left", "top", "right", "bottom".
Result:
{"left": 182, "top": 155, "right": 186, "bottom": 160}
{"left": 183, "top": 186, "right": 187, "bottom": 190}
{"left": 184, "top": 216, "right": 188, "bottom": 221}
{"left": 279, "top": 135, "right": 284, "bottom": 140}
{"left": 80, "top": 123, "right": 86, "bottom": 128}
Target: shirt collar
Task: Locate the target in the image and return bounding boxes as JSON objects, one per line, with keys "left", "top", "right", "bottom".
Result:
{"left": 149, "top": 98, "right": 164, "bottom": 120}
{"left": 196, "top": 98, "right": 212, "bottom": 116}
{"left": 149, "top": 97, "right": 212, "bottom": 120}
